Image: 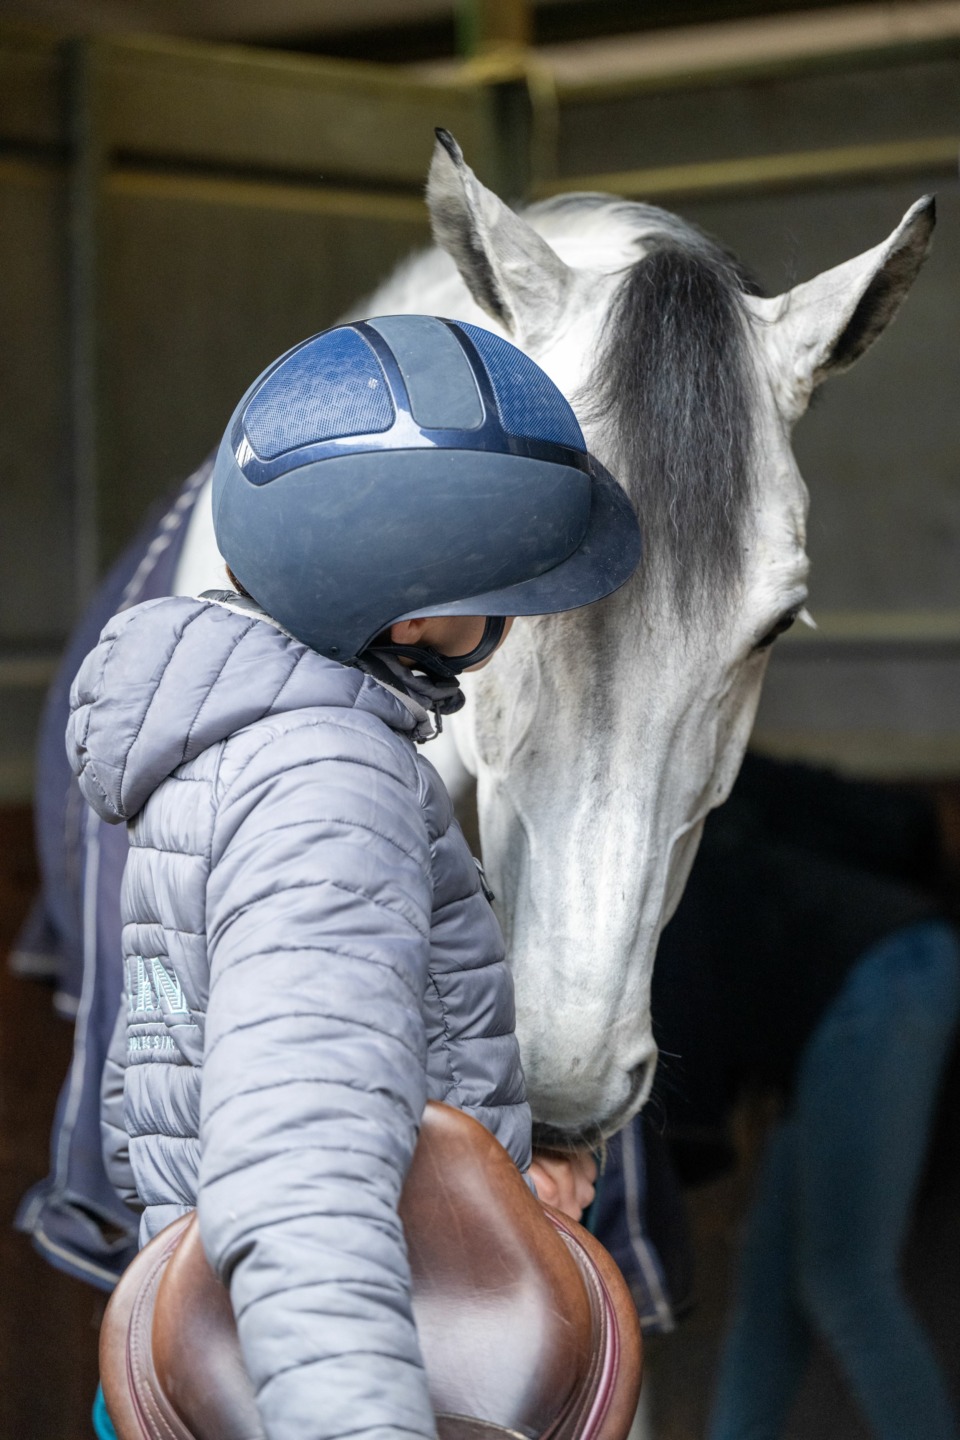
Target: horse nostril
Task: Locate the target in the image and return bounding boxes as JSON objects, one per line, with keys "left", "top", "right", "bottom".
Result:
{"left": 629, "top": 1051, "right": 658, "bottom": 1108}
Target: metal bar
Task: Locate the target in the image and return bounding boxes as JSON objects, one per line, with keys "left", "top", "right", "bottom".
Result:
{"left": 457, "top": 0, "right": 532, "bottom": 57}
{"left": 0, "top": 655, "right": 61, "bottom": 688}
{"left": 488, "top": 77, "right": 534, "bottom": 201}
{"left": 782, "top": 611, "right": 960, "bottom": 646}
{"left": 414, "top": 1, "right": 960, "bottom": 92}
{"left": 749, "top": 731, "right": 960, "bottom": 781}
{"left": 96, "top": 34, "right": 495, "bottom": 186}
{"left": 105, "top": 168, "right": 427, "bottom": 220}
{"left": 545, "top": 1, "right": 960, "bottom": 100}
{"left": 0, "top": 155, "right": 64, "bottom": 186}
{"left": 534, "top": 136, "right": 960, "bottom": 201}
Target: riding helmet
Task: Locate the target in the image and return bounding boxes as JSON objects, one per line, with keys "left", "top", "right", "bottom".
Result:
{"left": 212, "top": 313, "right": 641, "bottom": 662}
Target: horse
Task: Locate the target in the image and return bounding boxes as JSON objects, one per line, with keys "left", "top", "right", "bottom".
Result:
{"left": 361, "top": 134, "right": 935, "bottom": 1142}
{"left": 21, "top": 135, "right": 934, "bottom": 1273}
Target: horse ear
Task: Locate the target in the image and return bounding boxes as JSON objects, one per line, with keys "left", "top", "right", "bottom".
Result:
{"left": 750, "top": 195, "right": 935, "bottom": 407}
{"left": 427, "top": 129, "right": 573, "bottom": 345}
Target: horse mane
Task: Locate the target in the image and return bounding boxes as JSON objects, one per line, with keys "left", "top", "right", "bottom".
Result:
{"left": 542, "top": 197, "right": 760, "bottom": 618}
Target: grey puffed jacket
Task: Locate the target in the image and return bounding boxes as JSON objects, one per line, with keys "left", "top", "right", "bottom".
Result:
{"left": 67, "top": 594, "right": 532, "bottom": 1440}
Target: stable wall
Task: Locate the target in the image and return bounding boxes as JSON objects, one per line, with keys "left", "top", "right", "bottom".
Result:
{"left": 0, "top": 27, "right": 501, "bottom": 797}
{"left": 1, "top": 13, "right": 959, "bottom": 793}
{"left": 534, "top": 14, "right": 960, "bottom": 777}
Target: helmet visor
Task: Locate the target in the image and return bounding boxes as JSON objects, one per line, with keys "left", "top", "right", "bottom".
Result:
{"left": 392, "top": 457, "right": 641, "bottom": 624}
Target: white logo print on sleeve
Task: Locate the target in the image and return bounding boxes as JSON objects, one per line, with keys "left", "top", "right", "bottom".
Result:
{"left": 127, "top": 956, "right": 190, "bottom": 1017}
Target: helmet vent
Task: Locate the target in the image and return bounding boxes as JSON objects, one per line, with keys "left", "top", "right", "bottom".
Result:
{"left": 244, "top": 329, "right": 394, "bottom": 461}
{"left": 455, "top": 323, "right": 586, "bottom": 453}
{"left": 367, "top": 315, "right": 483, "bottom": 430}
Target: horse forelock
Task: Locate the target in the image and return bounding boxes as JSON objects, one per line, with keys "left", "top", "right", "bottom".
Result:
{"left": 368, "top": 191, "right": 761, "bottom": 624}
{"left": 568, "top": 213, "right": 762, "bottom": 621}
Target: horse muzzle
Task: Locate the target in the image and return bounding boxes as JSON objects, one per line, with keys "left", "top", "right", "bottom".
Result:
{"left": 528, "top": 1047, "right": 658, "bottom": 1148}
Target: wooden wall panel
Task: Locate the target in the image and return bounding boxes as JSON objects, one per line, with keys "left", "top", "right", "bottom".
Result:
{"left": 99, "top": 177, "right": 429, "bottom": 560}
{"left": 753, "top": 646, "right": 960, "bottom": 777}
{"left": 682, "top": 176, "right": 960, "bottom": 615}
{"left": 0, "top": 686, "right": 49, "bottom": 800}
{"left": 676, "top": 158, "right": 960, "bottom": 775}
{"left": 2, "top": 18, "right": 957, "bottom": 790}
{"left": 0, "top": 28, "right": 64, "bottom": 147}
{"left": 0, "top": 30, "right": 493, "bottom": 799}
{"left": 555, "top": 56, "right": 960, "bottom": 184}
{"left": 0, "top": 162, "right": 72, "bottom": 646}
{"left": 98, "top": 37, "right": 497, "bottom": 186}
{"left": 546, "top": 44, "right": 960, "bottom": 775}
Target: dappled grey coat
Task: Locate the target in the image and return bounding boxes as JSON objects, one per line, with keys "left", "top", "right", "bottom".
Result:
{"left": 67, "top": 594, "right": 532, "bottom": 1440}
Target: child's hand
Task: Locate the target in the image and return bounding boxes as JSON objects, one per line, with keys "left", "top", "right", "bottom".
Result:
{"left": 529, "top": 1149, "right": 597, "bottom": 1222}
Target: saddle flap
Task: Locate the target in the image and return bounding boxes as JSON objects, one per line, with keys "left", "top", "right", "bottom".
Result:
{"left": 154, "top": 1219, "right": 265, "bottom": 1440}
{"left": 400, "top": 1102, "right": 593, "bottom": 1433}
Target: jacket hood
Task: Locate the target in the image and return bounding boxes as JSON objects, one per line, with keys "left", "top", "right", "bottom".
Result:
{"left": 67, "top": 596, "right": 420, "bottom": 823}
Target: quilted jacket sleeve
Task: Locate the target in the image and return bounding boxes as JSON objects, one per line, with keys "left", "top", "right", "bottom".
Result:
{"left": 200, "top": 715, "right": 436, "bottom": 1440}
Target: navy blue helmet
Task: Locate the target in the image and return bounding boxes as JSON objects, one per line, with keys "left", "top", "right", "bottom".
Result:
{"left": 212, "top": 314, "right": 641, "bottom": 662}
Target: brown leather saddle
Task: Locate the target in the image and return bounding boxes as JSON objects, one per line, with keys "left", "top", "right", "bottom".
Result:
{"left": 100, "top": 1102, "right": 642, "bottom": 1440}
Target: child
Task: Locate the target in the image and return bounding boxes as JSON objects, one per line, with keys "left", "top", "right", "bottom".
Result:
{"left": 70, "top": 314, "right": 640, "bottom": 1440}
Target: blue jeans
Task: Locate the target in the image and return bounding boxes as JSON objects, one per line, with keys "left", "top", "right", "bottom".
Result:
{"left": 708, "top": 921, "right": 960, "bottom": 1440}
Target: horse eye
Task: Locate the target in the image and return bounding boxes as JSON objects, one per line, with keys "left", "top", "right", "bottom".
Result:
{"left": 755, "top": 606, "right": 801, "bottom": 651}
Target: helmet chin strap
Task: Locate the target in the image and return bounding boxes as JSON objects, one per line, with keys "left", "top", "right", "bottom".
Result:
{"left": 357, "top": 617, "right": 506, "bottom": 730}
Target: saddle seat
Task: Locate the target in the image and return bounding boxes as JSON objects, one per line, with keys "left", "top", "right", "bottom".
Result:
{"left": 100, "top": 1102, "right": 642, "bottom": 1440}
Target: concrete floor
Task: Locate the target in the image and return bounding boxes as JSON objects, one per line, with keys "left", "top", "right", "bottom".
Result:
{"left": 1, "top": 802, "right": 958, "bottom": 1438}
